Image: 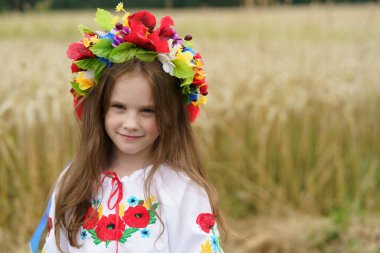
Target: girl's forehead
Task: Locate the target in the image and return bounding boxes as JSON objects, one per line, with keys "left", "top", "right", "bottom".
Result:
{"left": 110, "top": 71, "right": 154, "bottom": 105}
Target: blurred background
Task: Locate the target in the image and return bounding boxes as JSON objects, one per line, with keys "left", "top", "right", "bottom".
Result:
{"left": 1, "top": 0, "right": 380, "bottom": 252}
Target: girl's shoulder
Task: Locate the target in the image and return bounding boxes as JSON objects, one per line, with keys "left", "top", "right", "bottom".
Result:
{"left": 153, "top": 164, "right": 209, "bottom": 204}
{"left": 155, "top": 164, "right": 196, "bottom": 189}
{"left": 51, "top": 161, "right": 73, "bottom": 193}
{"left": 155, "top": 164, "right": 190, "bottom": 184}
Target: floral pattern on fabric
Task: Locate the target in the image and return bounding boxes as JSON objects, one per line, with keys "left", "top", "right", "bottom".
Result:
{"left": 47, "top": 217, "right": 53, "bottom": 236}
{"left": 82, "top": 195, "right": 159, "bottom": 247}
{"left": 197, "top": 213, "right": 222, "bottom": 253}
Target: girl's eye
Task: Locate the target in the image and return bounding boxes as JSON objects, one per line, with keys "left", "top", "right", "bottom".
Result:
{"left": 111, "top": 104, "right": 125, "bottom": 110}
{"left": 141, "top": 108, "right": 155, "bottom": 114}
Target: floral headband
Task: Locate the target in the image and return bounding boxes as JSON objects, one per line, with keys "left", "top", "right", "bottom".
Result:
{"left": 66, "top": 2, "right": 208, "bottom": 123}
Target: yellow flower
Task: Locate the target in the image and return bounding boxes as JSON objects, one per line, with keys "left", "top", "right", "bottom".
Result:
{"left": 122, "top": 13, "right": 130, "bottom": 27}
{"left": 119, "top": 202, "right": 125, "bottom": 217}
{"left": 76, "top": 71, "right": 95, "bottom": 91}
{"left": 98, "top": 204, "right": 103, "bottom": 219}
{"left": 90, "top": 35, "right": 99, "bottom": 44}
{"left": 83, "top": 35, "right": 99, "bottom": 48}
{"left": 176, "top": 49, "right": 195, "bottom": 66}
{"left": 200, "top": 240, "right": 212, "bottom": 253}
{"left": 143, "top": 195, "right": 155, "bottom": 209}
{"left": 113, "top": 16, "right": 120, "bottom": 25}
{"left": 195, "top": 95, "right": 208, "bottom": 106}
{"left": 115, "top": 2, "right": 124, "bottom": 12}
{"left": 195, "top": 58, "right": 204, "bottom": 68}
{"left": 194, "top": 69, "right": 206, "bottom": 81}
{"left": 83, "top": 38, "right": 91, "bottom": 48}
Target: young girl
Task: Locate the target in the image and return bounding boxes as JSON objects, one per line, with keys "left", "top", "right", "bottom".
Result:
{"left": 33, "top": 3, "right": 225, "bottom": 253}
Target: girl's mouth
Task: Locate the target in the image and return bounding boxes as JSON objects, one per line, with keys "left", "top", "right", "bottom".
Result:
{"left": 119, "top": 133, "right": 143, "bottom": 141}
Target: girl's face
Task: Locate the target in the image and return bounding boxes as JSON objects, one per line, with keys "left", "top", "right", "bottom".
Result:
{"left": 104, "top": 70, "right": 158, "bottom": 163}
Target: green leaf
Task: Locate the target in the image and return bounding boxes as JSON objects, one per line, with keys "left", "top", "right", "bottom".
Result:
{"left": 172, "top": 59, "right": 195, "bottom": 79}
{"left": 149, "top": 209, "right": 157, "bottom": 224}
{"left": 78, "top": 25, "right": 95, "bottom": 35}
{"left": 71, "top": 81, "right": 87, "bottom": 96}
{"left": 135, "top": 48, "right": 157, "bottom": 62}
{"left": 95, "top": 8, "right": 114, "bottom": 31}
{"left": 183, "top": 40, "right": 194, "bottom": 48}
{"left": 109, "top": 42, "right": 136, "bottom": 63}
{"left": 73, "top": 58, "right": 107, "bottom": 82}
{"left": 88, "top": 230, "right": 102, "bottom": 245}
{"left": 119, "top": 228, "right": 139, "bottom": 243}
{"left": 74, "top": 58, "right": 99, "bottom": 70}
{"left": 179, "top": 77, "right": 194, "bottom": 98}
{"left": 105, "top": 240, "right": 110, "bottom": 248}
{"left": 151, "top": 203, "right": 159, "bottom": 210}
{"left": 94, "top": 61, "right": 107, "bottom": 81}
{"left": 90, "top": 39, "right": 113, "bottom": 58}
{"left": 88, "top": 229, "right": 96, "bottom": 237}
{"left": 149, "top": 217, "right": 157, "bottom": 224}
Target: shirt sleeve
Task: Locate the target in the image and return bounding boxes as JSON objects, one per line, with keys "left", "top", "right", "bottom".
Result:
{"left": 41, "top": 165, "right": 71, "bottom": 253}
{"left": 40, "top": 192, "right": 70, "bottom": 253}
{"left": 167, "top": 180, "right": 224, "bottom": 253}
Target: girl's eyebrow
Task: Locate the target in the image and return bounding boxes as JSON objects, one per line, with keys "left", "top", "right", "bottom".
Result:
{"left": 109, "top": 100, "right": 125, "bottom": 105}
{"left": 109, "top": 100, "right": 155, "bottom": 108}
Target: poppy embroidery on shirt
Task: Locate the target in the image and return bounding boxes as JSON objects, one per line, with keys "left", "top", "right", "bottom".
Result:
{"left": 83, "top": 195, "right": 159, "bottom": 247}
{"left": 197, "top": 213, "right": 223, "bottom": 253}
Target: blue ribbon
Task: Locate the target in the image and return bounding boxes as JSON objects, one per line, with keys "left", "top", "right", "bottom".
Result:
{"left": 29, "top": 196, "right": 52, "bottom": 253}
{"left": 29, "top": 161, "right": 72, "bottom": 253}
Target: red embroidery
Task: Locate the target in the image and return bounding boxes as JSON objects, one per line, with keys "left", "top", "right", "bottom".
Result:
{"left": 122, "top": 205, "right": 150, "bottom": 228}
{"left": 83, "top": 207, "right": 99, "bottom": 230}
{"left": 95, "top": 214, "right": 126, "bottom": 241}
{"left": 47, "top": 217, "right": 53, "bottom": 236}
{"left": 196, "top": 213, "right": 215, "bottom": 233}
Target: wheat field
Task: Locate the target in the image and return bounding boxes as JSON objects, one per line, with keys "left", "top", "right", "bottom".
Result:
{"left": 1, "top": 5, "right": 380, "bottom": 253}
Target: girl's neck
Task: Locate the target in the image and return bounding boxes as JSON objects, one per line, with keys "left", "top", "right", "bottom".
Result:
{"left": 107, "top": 149, "right": 153, "bottom": 178}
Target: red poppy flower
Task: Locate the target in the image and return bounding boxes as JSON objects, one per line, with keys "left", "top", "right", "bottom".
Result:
{"left": 83, "top": 207, "right": 99, "bottom": 230}
{"left": 194, "top": 53, "right": 203, "bottom": 62}
{"left": 95, "top": 214, "right": 126, "bottom": 241}
{"left": 71, "top": 63, "right": 81, "bottom": 73}
{"left": 124, "top": 21, "right": 155, "bottom": 52}
{"left": 200, "top": 83, "right": 208, "bottom": 95}
{"left": 149, "top": 16, "right": 174, "bottom": 53}
{"left": 196, "top": 213, "right": 215, "bottom": 233}
{"left": 158, "top": 16, "right": 174, "bottom": 37}
{"left": 128, "top": 11, "right": 156, "bottom": 32}
{"left": 193, "top": 70, "right": 206, "bottom": 87}
{"left": 187, "top": 103, "right": 200, "bottom": 123}
{"left": 66, "top": 42, "right": 95, "bottom": 61}
{"left": 70, "top": 89, "right": 85, "bottom": 120}
{"left": 148, "top": 32, "right": 169, "bottom": 53}
{"left": 122, "top": 205, "right": 150, "bottom": 228}
{"left": 124, "top": 11, "right": 173, "bottom": 53}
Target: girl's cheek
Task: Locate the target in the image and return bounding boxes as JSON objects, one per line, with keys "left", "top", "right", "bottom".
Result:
{"left": 144, "top": 118, "right": 158, "bottom": 134}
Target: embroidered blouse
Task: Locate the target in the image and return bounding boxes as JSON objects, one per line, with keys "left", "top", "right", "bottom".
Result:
{"left": 41, "top": 164, "right": 223, "bottom": 253}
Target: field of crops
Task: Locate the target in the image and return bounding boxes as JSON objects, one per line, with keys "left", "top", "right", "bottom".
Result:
{"left": 1, "top": 4, "right": 380, "bottom": 253}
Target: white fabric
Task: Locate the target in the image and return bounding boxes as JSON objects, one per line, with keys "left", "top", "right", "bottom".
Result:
{"left": 42, "top": 164, "right": 223, "bottom": 253}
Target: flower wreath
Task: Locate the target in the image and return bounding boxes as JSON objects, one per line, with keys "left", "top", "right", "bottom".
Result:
{"left": 66, "top": 2, "right": 208, "bottom": 123}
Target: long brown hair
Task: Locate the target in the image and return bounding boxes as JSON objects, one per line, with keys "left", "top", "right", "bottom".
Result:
{"left": 54, "top": 58, "right": 226, "bottom": 250}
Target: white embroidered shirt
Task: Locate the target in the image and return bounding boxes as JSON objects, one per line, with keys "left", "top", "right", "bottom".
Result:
{"left": 42, "top": 164, "right": 223, "bottom": 253}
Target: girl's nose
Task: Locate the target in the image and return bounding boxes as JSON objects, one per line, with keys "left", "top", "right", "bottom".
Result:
{"left": 122, "top": 112, "right": 139, "bottom": 130}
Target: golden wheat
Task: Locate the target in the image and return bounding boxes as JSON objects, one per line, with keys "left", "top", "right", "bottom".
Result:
{"left": 0, "top": 5, "right": 379, "bottom": 253}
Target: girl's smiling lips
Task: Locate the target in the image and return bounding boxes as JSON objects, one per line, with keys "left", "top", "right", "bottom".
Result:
{"left": 118, "top": 133, "right": 143, "bottom": 141}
